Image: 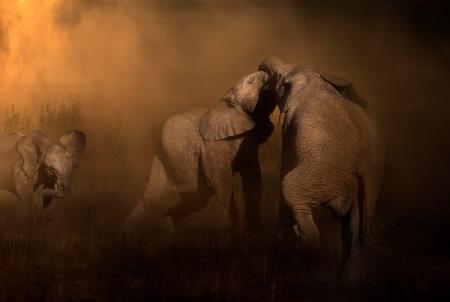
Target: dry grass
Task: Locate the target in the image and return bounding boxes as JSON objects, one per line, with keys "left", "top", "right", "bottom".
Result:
{"left": 0, "top": 102, "right": 449, "bottom": 301}
{"left": 0, "top": 220, "right": 449, "bottom": 302}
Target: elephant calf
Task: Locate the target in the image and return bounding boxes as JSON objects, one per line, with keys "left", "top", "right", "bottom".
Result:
{"left": 259, "top": 57, "right": 384, "bottom": 274}
{"left": 0, "top": 130, "right": 86, "bottom": 220}
{"left": 126, "top": 71, "right": 276, "bottom": 232}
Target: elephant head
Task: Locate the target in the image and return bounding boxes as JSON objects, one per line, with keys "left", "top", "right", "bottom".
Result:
{"left": 258, "top": 57, "right": 367, "bottom": 110}
{"left": 17, "top": 130, "right": 86, "bottom": 205}
{"left": 199, "top": 71, "right": 277, "bottom": 141}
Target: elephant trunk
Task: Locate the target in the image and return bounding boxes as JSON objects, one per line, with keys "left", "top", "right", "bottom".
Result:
{"left": 38, "top": 182, "right": 71, "bottom": 199}
{"left": 38, "top": 188, "right": 67, "bottom": 199}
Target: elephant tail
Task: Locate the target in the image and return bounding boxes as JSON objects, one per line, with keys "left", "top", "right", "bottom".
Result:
{"left": 358, "top": 171, "right": 382, "bottom": 248}
{"left": 357, "top": 175, "right": 366, "bottom": 247}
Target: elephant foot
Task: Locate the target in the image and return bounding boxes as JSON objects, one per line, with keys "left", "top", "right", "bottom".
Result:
{"left": 159, "top": 217, "right": 176, "bottom": 234}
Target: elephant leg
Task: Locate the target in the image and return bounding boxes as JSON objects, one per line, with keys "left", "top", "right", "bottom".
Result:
{"left": 164, "top": 186, "right": 212, "bottom": 226}
{"left": 291, "top": 203, "right": 320, "bottom": 249}
{"left": 163, "top": 158, "right": 213, "bottom": 228}
{"left": 359, "top": 170, "right": 383, "bottom": 244}
{"left": 282, "top": 172, "right": 320, "bottom": 249}
{"left": 125, "top": 155, "right": 172, "bottom": 229}
{"left": 14, "top": 168, "right": 44, "bottom": 230}
{"left": 339, "top": 202, "right": 363, "bottom": 279}
{"left": 239, "top": 152, "right": 263, "bottom": 232}
{"left": 215, "top": 177, "right": 234, "bottom": 231}
{"left": 200, "top": 139, "right": 237, "bottom": 230}
{"left": 229, "top": 184, "right": 241, "bottom": 231}
{"left": 278, "top": 193, "right": 297, "bottom": 241}
{"left": 125, "top": 197, "right": 155, "bottom": 230}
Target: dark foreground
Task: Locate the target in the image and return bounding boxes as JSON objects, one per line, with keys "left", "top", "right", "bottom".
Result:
{"left": 0, "top": 216, "right": 449, "bottom": 302}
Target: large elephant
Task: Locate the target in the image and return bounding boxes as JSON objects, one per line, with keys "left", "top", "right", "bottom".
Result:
{"left": 126, "top": 71, "right": 276, "bottom": 232}
{"left": 259, "top": 58, "right": 384, "bottom": 274}
{"left": 0, "top": 129, "right": 86, "bottom": 220}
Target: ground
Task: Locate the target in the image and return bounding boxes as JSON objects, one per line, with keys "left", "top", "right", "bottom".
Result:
{"left": 0, "top": 204, "right": 449, "bottom": 302}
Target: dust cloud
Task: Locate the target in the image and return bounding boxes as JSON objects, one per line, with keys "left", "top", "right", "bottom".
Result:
{"left": 0, "top": 0, "right": 295, "bottom": 124}
{"left": 0, "top": 2, "right": 449, "bottom": 299}
{"left": 0, "top": 0, "right": 449, "bottom": 218}
{"left": 0, "top": 1, "right": 446, "bottom": 116}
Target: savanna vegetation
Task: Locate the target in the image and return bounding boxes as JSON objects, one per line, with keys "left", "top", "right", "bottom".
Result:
{"left": 0, "top": 100, "right": 448, "bottom": 301}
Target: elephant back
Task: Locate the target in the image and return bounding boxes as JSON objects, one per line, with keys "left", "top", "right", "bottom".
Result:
{"left": 159, "top": 108, "right": 206, "bottom": 186}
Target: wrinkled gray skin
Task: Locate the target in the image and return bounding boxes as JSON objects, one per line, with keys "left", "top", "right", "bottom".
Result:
{"left": 259, "top": 58, "right": 384, "bottom": 275}
{"left": 126, "top": 71, "right": 276, "bottom": 232}
{"left": 0, "top": 130, "right": 86, "bottom": 220}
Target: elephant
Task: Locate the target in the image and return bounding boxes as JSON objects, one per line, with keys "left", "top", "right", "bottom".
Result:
{"left": 125, "top": 71, "right": 277, "bottom": 233}
{"left": 0, "top": 129, "right": 86, "bottom": 221}
{"left": 258, "top": 57, "right": 384, "bottom": 274}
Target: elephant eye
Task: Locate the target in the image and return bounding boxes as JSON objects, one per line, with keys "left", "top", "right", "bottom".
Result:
{"left": 279, "top": 81, "right": 292, "bottom": 101}
{"left": 281, "top": 81, "right": 291, "bottom": 93}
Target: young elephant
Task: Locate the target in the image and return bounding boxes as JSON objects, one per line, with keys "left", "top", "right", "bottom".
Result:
{"left": 126, "top": 71, "right": 276, "bottom": 232}
{"left": 0, "top": 130, "right": 86, "bottom": 220}
{"left": 259, "top": 58, "right": 384, "bottom": 274}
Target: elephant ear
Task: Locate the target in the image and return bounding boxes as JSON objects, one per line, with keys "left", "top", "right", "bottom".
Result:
{"left": 200, "top": 94, "right": 255, "bottom": 141}
{"left": 59, "top": 130, "right": 86, "bottom": 166}
{"left": 317, "top": 70, "right": 352, "bottom": 89}
{"left": 317, "top": 70, "right": 368, "bottom": 108}
{"left": 17, "top": 130, "right": 50, "bottom": 179}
